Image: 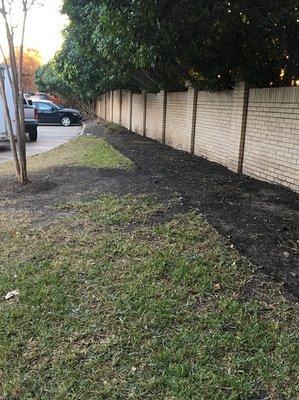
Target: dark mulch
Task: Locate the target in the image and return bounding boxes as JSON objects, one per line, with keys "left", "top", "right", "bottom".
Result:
{"left": 0, "top": 123, "right": 298, "bottom": 299}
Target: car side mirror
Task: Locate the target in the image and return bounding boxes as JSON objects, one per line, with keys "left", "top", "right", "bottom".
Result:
{"left": 27, "top": 99, "right": 33, "bottom": 106}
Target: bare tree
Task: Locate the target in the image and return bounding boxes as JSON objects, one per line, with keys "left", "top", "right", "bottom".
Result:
{"left": 0, "top": 0, "right": 38, "bottom": 183}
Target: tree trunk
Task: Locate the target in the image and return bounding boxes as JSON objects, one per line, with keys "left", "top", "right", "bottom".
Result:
{"left": 3, "top": 13, "right": 28, "bottom": 183}
{"left": 17, "top": 8, "right": 28, "bottom": 182}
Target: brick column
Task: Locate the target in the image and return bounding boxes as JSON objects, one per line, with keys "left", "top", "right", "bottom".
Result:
{"left": 227, "top": 81, "right": 249, "bottom": 172}
{"left": 119, "top": 89, "right": 122, "bottom": 124}
{"left": 161, "top": 90, "right": 167, "bottom": 144}
{"left": 189, "top": 88, "right": 198, "bottom": 155}
{"left": 129, "top": 91, "right": 133, "bottom": 131}
{"left": 142, "top": 89, "right": 147, "bottom": 136}
{"left": 186, "top": 83, "right": 198, "bottom": 154}
{"left": 111, "top": 90, "right": 114, "bottom": 122}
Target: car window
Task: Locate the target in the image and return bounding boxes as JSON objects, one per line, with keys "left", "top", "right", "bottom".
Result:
{"left": 37, "top": 102, "right": 54, "bottom": 111}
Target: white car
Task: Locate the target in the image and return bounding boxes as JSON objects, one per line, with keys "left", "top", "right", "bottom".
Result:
{"left": 0, "top": 64, "right": 38, "bottom": 142}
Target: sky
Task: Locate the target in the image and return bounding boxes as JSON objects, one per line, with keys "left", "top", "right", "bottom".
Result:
{"left": 0, "top": 0, "right": 68, "bottom": 64}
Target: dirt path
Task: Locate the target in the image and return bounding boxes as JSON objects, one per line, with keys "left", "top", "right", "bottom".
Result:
{"left": 0, "top": 122, "right": 298, "bottom": 298}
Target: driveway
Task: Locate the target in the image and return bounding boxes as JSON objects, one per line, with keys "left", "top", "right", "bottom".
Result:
{"left": 0, "top": 125, "right": 81, "bottom": 164}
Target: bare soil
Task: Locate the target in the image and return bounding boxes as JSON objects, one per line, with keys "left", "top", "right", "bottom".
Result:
{"left": 0, "top": 123, "right": 298, "bottom": 298}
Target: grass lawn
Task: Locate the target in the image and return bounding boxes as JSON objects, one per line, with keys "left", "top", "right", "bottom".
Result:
{"left": 0, "top": 136, "right": 133, "bottom": 175}
{"left": 0, "top": 135, "right": 297, "bottom": 399}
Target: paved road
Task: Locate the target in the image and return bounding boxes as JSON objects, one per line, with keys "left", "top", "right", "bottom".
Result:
{"left": 0, "top": 125, "right": 81, "bottom": 164}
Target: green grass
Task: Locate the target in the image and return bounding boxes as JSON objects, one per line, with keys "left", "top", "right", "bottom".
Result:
{"left": 0, "top": 194, "right": 297, "bottom": 399}
{"left": 0, "top": 136, "right": 133, "bottom": 175}
{"left": 0, "top": 134, "right": 297, "bottom": 398}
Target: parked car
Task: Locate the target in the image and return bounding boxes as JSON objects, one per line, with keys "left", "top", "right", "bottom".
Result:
{"left": 32, "top": 100, "right": 83, "bottom": 126}
{"left": 34, "top": 92, "right": 50, "bottom": 100}
{"left": 24, "top": 97, "right": 39, "bottom": 141}
{"left": 32, "top": 92, "right": 63, "bottom": 104}
{"left": 0, "top": 64, "right": 38, "bottom": 143}
{"left": 24, "top": 92, "right": 34, "bottom": 100}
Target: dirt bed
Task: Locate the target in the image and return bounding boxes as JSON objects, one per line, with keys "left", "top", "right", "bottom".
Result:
{"left": 0, "top": 122, "right": 298, "bottom": 298}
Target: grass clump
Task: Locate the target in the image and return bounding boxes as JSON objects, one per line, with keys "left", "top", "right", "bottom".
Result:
{"left": 0, "top": 136, "right": 133, "bottom": 175}
{"left": 104, "top": 122, "right": 126, "bottom": 134}
{"left": 57, "top": 194, "right": 163, "bottom": 227}
{"left": 0, "top": 194, "right": 297, "bottom": 399}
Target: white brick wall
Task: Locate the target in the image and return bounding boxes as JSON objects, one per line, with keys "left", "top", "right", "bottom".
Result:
{"left": 112, "top": 90, "right": 121, "bottom": 124}
{"left": 96, "top": 97, "right": 101, "bottom": 118}
{"left": 97, "top": 94, "right": 105, "bottom": 119}
{"left": 131, "top": 93, "right": 144, "bottom": 135}
{"left": 165, "top": 91, "right": 191, "bottom": 151}
{"left": 95, "top": 84, "right": 299, "bottom": 193}
{"left": 146, "top": 92, "right": 164, "bottom": 141}
{"left": 194, "top": 91, "right": 233, "bottom": 166}
{"left": 106, "top": 91, "right": 111, "bottom": 121}
{"left": 242, "top": 87, "right": 299, "bottom": 191}
{"left": 121, "top": 91, "right": 130, "bottom": 129}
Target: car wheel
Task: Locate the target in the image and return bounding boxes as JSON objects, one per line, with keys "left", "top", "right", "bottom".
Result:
{"left": 61, "top": 116, "right": 71, "bottom": 126}
{"left": 28, "top": 127, "right": 37, "bottom": 142}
